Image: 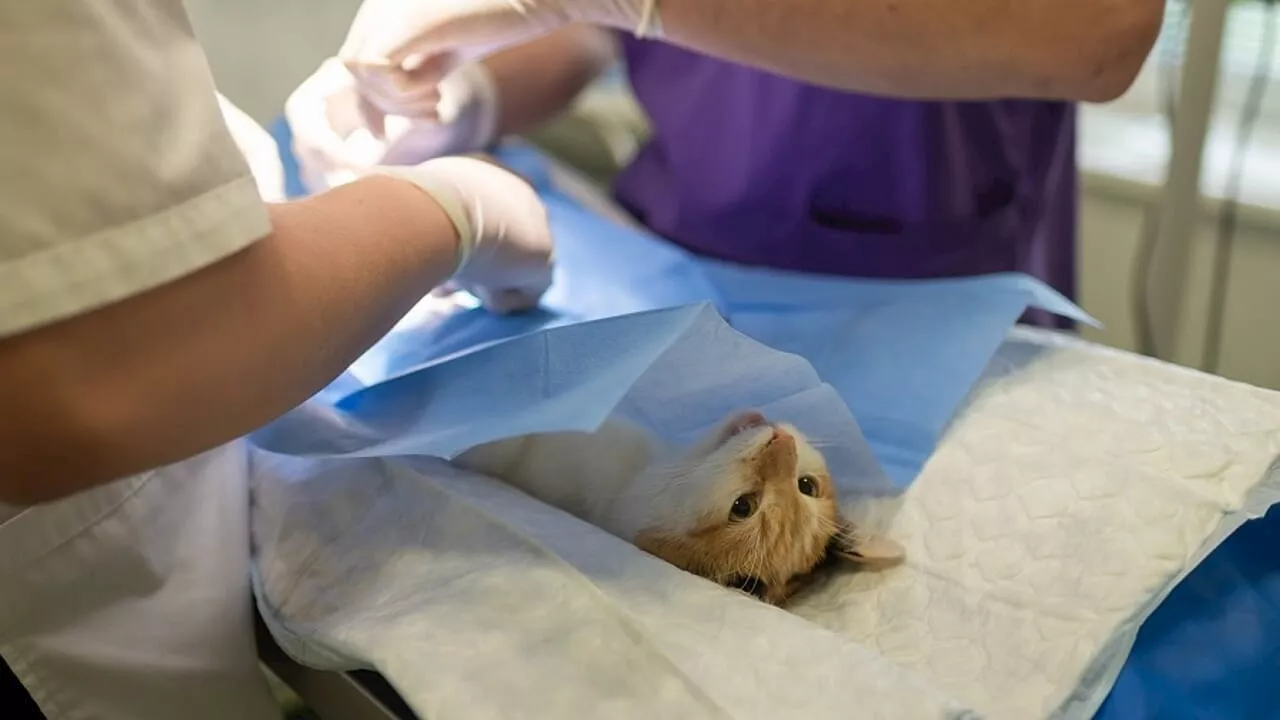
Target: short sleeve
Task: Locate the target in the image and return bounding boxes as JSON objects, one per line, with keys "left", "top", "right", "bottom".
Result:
{"left": 0, "top": 0, "right": 273, "bottom": 339}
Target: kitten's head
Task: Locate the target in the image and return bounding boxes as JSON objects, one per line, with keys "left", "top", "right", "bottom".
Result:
{"left": 632, "top": 410, "right": 904, "bottom": 605}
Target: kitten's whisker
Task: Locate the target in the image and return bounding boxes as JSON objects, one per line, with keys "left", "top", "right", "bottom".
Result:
{"left": 813, "top": 514, "right": 841, "bottom": 531}
{"left": 805, "top": 440, "right": 852, "bottom": 451}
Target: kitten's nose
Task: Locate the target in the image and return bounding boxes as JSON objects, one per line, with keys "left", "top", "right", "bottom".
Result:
{"left": 757, "top": 427, "right": 798, "bottom": 479}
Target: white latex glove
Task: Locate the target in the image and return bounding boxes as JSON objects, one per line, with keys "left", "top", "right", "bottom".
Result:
{"left": 337, "top": 0, "right": 660, "bottom": 132}
{"left": 372, "top": 156, "right": 554, "bottom": 313}
{"left": 286, "top": 58, "right": 500, "bottom": 194}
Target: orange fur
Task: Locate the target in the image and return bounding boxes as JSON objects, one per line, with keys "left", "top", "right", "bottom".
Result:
{"left": 635, "top": 423, "right": 876, "bottom": 606}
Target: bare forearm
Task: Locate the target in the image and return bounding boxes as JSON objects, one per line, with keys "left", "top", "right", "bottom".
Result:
{"left": 0, "top": 176, "right": 458, "bottom": 504}
{"left": 484, "top": 25, "right": 618, "bottom": 137}
{"left": 650, "top": 0, "right": 1163, "bottom": 102}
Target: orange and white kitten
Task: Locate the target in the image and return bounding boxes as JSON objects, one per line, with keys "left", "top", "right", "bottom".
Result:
{"left": 454, "top": 410, "right": 904, "bottom": 605}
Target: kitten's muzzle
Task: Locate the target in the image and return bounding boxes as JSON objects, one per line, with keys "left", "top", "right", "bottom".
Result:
{"left": 755, "top": 427, "right": 798, "bottom": 479}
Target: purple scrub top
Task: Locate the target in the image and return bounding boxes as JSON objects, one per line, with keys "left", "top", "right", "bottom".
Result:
{"left": 611, "top": 38, "right": 1078, "bottom": 328}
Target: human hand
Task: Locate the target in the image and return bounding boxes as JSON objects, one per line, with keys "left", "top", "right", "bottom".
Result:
{"left": 371, "top": 156, "right": 554, "bottom": 313}
{"left": 337, "top": 0, "right": 659, "bottom": 133}
{"left": 286, "top": 58, "right": 500, "bottom": 193}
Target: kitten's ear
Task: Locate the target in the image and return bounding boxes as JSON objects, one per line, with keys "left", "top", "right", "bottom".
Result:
{"left": 829, "top": 521, "right": 905, "bottom": 570}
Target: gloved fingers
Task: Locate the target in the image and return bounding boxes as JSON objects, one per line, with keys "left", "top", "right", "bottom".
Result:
{"left": 357, "top": 93, "right": 388, "bottom": 139}
{"left": 348, "top": 54, "right": 450, "bottom": 127}
{"left": 286, "top": 58, "right": 387, "bottom": 191}
{"left": 357, "top": 80, "right": 441, "bottom": 137}
{"left": 389, "top": 87, "right": 443, "bottom": 122}
{"left": 396, "top": 59, "right": 449, "bottom": 121}
{"left": 286, "top": 61, "right": 359, "bottom": 154}
{"left": 462, "top": 269, "right": 553, "bottom": 314}
{"left": 400, "top": 51, "right": 455, "bottom": 83}
{"left": 474, "top": 287, "right": 546, "bottom": 315}
{"left": 378, "top": 58, "right": 447, "bottom": 111}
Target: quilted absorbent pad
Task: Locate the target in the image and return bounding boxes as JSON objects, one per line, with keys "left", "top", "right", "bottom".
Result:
{"left": 251, "top": 327, "right": 1280, "bottom": 719}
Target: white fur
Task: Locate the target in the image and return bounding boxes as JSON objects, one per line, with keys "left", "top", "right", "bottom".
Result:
{"left": 455, "top": 413, "right": 906, "bottom": 596}
{"left": 454, "top": 414, "right": 830, "bottom": 543}
{"left": 453, "top": 416, "right": 669, "bottom": 540}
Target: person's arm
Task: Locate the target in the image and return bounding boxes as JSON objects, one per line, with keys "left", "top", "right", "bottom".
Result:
{"left": 0, "top": 1, "right": 551, "bottom": 505}
{"left": 0, "top": 178, "right": 460, "bottom": 506}
{"left": 483, "top": 24, "right": 618, "bottom": 137}
{"left": 637, "top": 0, "right": 1163, "bottom": 102}
{"left": 348, "top": 0, "right": 1163, "bottom": 106}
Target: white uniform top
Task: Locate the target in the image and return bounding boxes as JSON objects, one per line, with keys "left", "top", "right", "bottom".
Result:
{"left": 0, "top": 0, "right": 271, "bottom": 339}
{"left": 0, "top": 2, "right": 284, "bottom": 718}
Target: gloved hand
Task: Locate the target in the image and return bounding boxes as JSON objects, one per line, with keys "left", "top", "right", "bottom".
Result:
{"left": 371, "top": 156, "right": 553, "bottom": 314}
{"left": 286, "top": 58, "right": 500, "bottom": 194}
{"left": 337, "top": 0, "right": 660, "bottom": 131}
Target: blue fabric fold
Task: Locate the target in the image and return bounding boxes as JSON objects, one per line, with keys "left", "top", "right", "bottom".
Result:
{"left": 255, "top": 135, "right": 1089, "bottom": 491}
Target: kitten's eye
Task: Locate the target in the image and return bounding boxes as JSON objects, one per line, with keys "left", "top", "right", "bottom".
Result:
{"left": 798, "top": 475, "right": 818, "bottom": 497}
{"left": 729, "top": 494, "right": 756, "bottom": 520}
